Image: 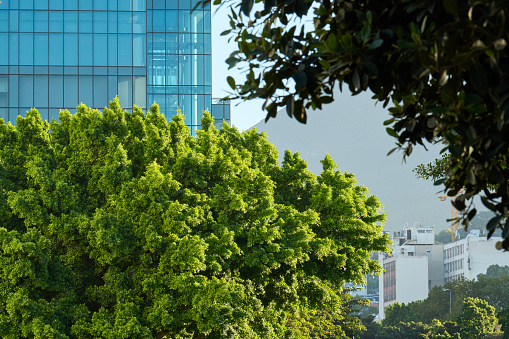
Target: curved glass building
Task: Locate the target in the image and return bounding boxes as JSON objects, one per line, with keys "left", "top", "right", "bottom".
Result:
{"left": 0, "top": 0, "right": 229, "bottom": 132}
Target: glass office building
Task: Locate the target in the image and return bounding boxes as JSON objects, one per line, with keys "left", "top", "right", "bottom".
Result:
{"left": 0, "top": 0, "right": 230, "bottom": 132}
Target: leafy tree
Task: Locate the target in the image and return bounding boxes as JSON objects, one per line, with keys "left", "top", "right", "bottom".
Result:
{"left": 366, "top": 274, "right": 379, "bottom": 294}
{"left": 435, "top": 228, "right": 453, "bottom": 245}
{"left": 483, "top": 265, "right": 509, "bottom": 279}
{"left": 375, "top": 321, "right": 428, "bottom": 339}
{"left": 497, "top": 309, "right": 509, "bottom": 339}
{"left": 212, "top": 0, "right": 509, "bottom": 249}
{"left": 382, "top": 302, "right": 419, "bottom": 327}
{"left": 457, "top": 297, "right": 498, "bottom": 339}
{"left": 0, "top": 101, "right": 391, "bottom": 338}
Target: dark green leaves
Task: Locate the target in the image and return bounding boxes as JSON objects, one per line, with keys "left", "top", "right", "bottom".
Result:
{"left": 217, "top": 0, "right": 509, "bottom": 249}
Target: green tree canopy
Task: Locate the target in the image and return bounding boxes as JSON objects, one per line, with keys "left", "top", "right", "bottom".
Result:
{"left": 457, "top": 297, "right": 497, "bottom": 339}
{"left": 382, "top": 302, "right": 419, "bottom": 327}
{"left": 212, "top": 0, "right": 509, "bottom": 249}
{"left": 0, "top": 101, "right": 391, "bottom": 338}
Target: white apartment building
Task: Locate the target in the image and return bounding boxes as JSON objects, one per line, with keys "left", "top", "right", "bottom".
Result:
{"left": 379, "top": 224, "right": 443, "bottom": 319}
{"left": 443, "top": 234, "right": 506, "bottom": 282}
{"left": 378, "top": 224, "right": 509, "bottom": 321}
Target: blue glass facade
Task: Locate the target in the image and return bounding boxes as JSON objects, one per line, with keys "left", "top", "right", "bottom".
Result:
{"left": 0, "top": 0, "right": 229, "bottom": 131}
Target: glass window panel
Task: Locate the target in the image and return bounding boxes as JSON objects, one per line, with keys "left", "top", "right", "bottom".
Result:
{"left": 132, "top": 12, "right": 145, "bottom": 34}
{"left": 34, "top": 75, "right": 49, "bottom": 107}
{"left": 146, "top": 57, "right": 152, "bottom": 85}
{"left": 37, "top": 108, "right": 49, "bottom": 121}
{"left": 9, "top": 75, "right": 18, "bottom": 106}
{"left": 179, "top": 0, "right": 190, "bottom": 9}
{"left": 165, "top": 55, "right": 178, "bottom": 85}
{"left": 166, "top": 33, "right": 178, "bottom": 54}
{"left": 146, "top": 10, "right": 152, "bottom": 32}
{"left": 118, "top": 0, "right": 132, "bottom": 11}
{"left": 48, "top": 75, "right": 63, "bottom": 108}
{"left": 0, "top": 12, "right": 9, "bottom": 32}
{"left": 35, "top": 0, "right": 49, "bottom": 9}
{"left": 118, "top": 12, "right": 132, "bottom": 33}
{"left": 49, "top": 33, "right": 63, "bottom": 65}
{"left": 49, "top": 108, "right": 60, "bottom": 121}
{"left": 9, "top": 11, "right": 19, "bottom": 32}
{"left": 166, "top": 0, "right": 177, "bottom": 9}
{"left": 108, "top": 75, "right": 117, "bottom": 101}
{"left": 64, "top": 0, "right": 78, "bottom": 10}
{"left": 19, "top": 75, "right": 34, "bottom": 107}
{"left": 94, "top": 76, "right": 108, "bottom": 108}
{"left": 0, "top": 108, "right": 7, "bottom": 122}
{"left": 0, "top": 75, "right": 8, "bottom": 107}
{"left": 133, "top": 34, "right": 145, "bottom": 66}
{"left": 93, "top": 11, "right": 107, "bottom": 33}
{"left": 179, "top": 10, "right": 190, "bottom": 33}
{"left": 153, "top": 0, "right": 165, "bottom": 9}
{"left": 49, "top": 11, "right": 63, "bottom": 32}
{"left": 19, "top": 33, "right": 34, "bottom": 65}
{"left": 64, "top": 11, "right": 78, "bottom": 32}
{"left": 203, "top": 33, "right": 211, "bottom": 54}
{"left": 179, "top": 94, "right": 192, "bottom": 125}
{"left": 108, "top": 11, "right": 117, "bottom": 33}
{"left": 79, "top": 0, "right": 92, "bottom": 10}
{"left": 166, "top": 10, "right": 178, "bottom": 33}
{"left": 190, "top": 33, "right": 202, "bottom": 54}
{"left": 79, "top": 34, "right": 93, "bottom": 66}
{"left": 34, "top": 33, "right": 49, "bottom": 66}
{"left": 64, "top": 33, "right": 78, "bottom": 66}
{"left": 10, "top": 0, "right": 19, "bottom": 8}
{"left": 0, "top": 34, "right": 7, "bottom": 64}
{"left": 179, "top": 55, "right": 191, "bottom": 85}
{"left": 153, "top": 93, "right": 165, "bottom": 113}
{"left": 203, "top": 54, "right": 211, "bottom": 86}
{"left": 107, "top": 34, "right": 117, "bottom": 66}
{"left": 79, "top": 76, "right": 93, "bottom": 106}
{"left": 108, "top": 0, "right": 117, "bottom": 10}
{"left": 133, "top": 75, "right": 146, "bottom": 109}
{"left": 49, "top": 0, "right": 63, "bottom": 10}
{"left": 152, "top": 32, "right": 165, "bottom": 53}
{"left": 79, "top": 11, "right": 93, "bottom": 33}
{"left": 20, "top": 0, "right": 34, "bottom": 9}
{"left": 118, "top": 34, "right": 132, "bottom": 67}
{"left": 211, "top": 105, "right": 222, "bottom": 120}
{"left": 179, "top": 33, "right": 191, "bottom": 54}
{"left": 152, "top": 55, "right": 165, "bottom": 85}
{"left": 63, "top": 75, "right": 78, "bottom": 108}
{"left": 132, "top": 0, "right": 146, "bottom": 11}
{"left": 166, "top": 94, "right": 177, "bottom": 114}
{"left": 34, "top": 12, "right": 49, "bottom": 33}
{"left": 191, "top": 10, "right": 203, "bottom": 33}
{"left": 117, "top": 76, "right": 132, "bottom": 108}
{"left": 9, "top": 33, "right": 19, "bottom": 64}
{"left": 19, "top": 10, "right": 34, "bottom": 32}
{"left": 203, "top": 11, "right": 210, "bottom": 33}
{"left": 153, "top": 11, "right": 165, "bottom": 32}
{"left": 93, "top": 0, "right": 107, "bottom": 10}
{"left": 93, "top": 34, "right": 107, "bottom": 66}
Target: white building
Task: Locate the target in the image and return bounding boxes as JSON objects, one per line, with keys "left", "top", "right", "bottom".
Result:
{"left": 443, "top": 234, "right": 507, "bottom": 282}
{"left": 379, "top": 224, "right": 509, "bottom": 321}
{"left": 378, "top": 224, "right": 443, "bottom": 319}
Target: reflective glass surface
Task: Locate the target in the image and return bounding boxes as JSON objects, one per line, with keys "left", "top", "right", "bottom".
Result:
{"left": 0, "top": 0, "right": 225, "bottom": 129}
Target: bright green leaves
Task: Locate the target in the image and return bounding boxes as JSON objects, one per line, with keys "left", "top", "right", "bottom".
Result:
{"left": 0, "top": 102, "right": 391, "bottom": 337}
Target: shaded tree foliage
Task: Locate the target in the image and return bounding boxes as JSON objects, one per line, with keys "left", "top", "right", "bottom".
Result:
{"left": 0, "top": 101, "right": 391, "bottom": 338}
{"left": 457, "top": 297, "right": 497, "bottom": 339}
{"left": 212, "top": 0, "right": 509, "bottom": 249}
